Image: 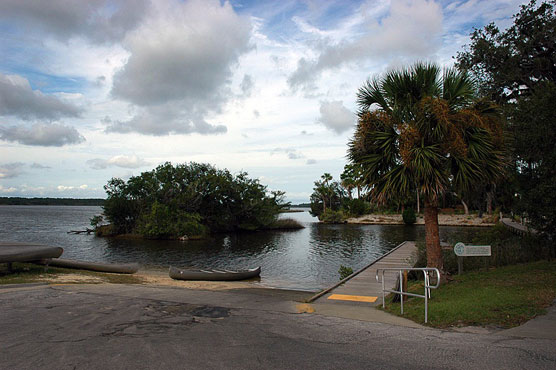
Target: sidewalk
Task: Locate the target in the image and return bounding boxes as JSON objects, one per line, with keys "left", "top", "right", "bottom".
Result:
{"left": 500, "top": 299, "right": 556, "bottom": 340}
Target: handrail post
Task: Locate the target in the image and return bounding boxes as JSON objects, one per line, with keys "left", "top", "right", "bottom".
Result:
{"left": 399, "top": 270, "right": 403, "bottom": 315}
{"left": 382, "top": 270, "right": 385, "bottom": 308}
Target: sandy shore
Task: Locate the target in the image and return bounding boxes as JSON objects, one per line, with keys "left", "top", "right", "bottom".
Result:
{"left": 34, "top": 269, "right": 261, "bottom": 290}
{"left": 346, "top": 213, "right": 496, "bottom": 226}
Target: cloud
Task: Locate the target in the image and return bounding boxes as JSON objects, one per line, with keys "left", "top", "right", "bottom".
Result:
{"left": 0, "top": 162, "right": 25, "bottom": 179}
{"left": 271, "top": 147, "right": 305, "bottom": 160}
{"left": 0, "top": 123, "right": 85, "bottom": 146}
{"left": 104, "top": 104, "right": 226, "bottom": 136}
{"left": 0, "top": 72, "right": 82, "bottom": 120}
{"left": 0, "top": 185, "right": 17, "bottom": 194}
{"left": 306, "top": 159, "right": 317, "bottom": 165}
{"left": 0, "top": 0, "right": 149, "bottom": 43}
{"left": 87, "top": 155, "right": 149, "bottom": 170}
{"left": 57, "top": 184, "right": 88, "bottom": 191}
{"left": 240, "top": 74, "right": 254, "bottom": 96}
{"left": 110, "top": 0, "right": 251, "bottom": 136}
{"left": 288, "top": 0, "right": 443, "bottom": 90}
{"left": 30, "top": 163, "right": 51, "bottom": 169}
{"left": 317, "top": 100, "right": 355, "bottom": 134}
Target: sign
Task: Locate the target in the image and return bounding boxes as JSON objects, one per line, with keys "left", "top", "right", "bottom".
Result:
{"left": 454, "top": 242, "right": 491, "bottom": 257}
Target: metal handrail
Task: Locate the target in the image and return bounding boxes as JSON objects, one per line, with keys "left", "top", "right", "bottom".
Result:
{"left": 375, "top": 267, "right": 440, "bottom": 323}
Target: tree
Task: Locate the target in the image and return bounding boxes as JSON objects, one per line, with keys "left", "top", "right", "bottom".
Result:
{"left": 456, "top": 0, "right": 556, "bottom": 104}
{"left": 348, "top": 63, "right": 505, "bottom": 277}
{"left": 456, "top": 0, "right": 556, "bottom": 239}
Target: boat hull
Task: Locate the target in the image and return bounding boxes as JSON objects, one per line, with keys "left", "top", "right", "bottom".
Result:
{"left": 0, "top": 242, "right": 63, "bottom": 263}
{"left": 169, "top": 266, "right": 261, "bottom": 281}
{"left": 37, "top": 258, "right": 140, "bottom": 274}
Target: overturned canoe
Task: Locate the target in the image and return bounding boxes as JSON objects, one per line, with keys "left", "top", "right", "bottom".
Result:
{"left": 0, "top": 242, "right": 63, "bottom": 263}
{"left": 169, "top": 266, "right": 261, "bottom": 281}
{"left": 36, "top": 258, "right": 140, "bottom": 274}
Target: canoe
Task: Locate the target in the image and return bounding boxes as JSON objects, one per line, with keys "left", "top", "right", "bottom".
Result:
{"left": 169, "top": 266, "right": 261, "bottom": 281}
{"left": 0, "top": 242, "right": 63, "bottom": 263}
{"left": 36, "top": 258, "right": 140, "bottom": 274}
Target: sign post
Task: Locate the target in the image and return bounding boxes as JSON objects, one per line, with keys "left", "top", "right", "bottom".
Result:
{"left": 453, "top": 242, "right": 491, "bottom": 275}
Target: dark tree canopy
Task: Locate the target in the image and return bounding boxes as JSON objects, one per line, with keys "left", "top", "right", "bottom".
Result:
{"left": 457, "top": 0, "right": 556, "bottom": 239}
{"left": 102, "top": 162, "right": 288, "bottom": 238}
{"left": 456, "top": 0, "right": 556, "bottom": 103}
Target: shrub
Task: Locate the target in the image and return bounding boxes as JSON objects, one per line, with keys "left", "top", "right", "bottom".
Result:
{"left": 339, "top": 265, "right": 354, "bottom": 280}
{"left": 138, "top": 202, "right": 206, "bottom": 239}
{"left": 319, "top": 209, "right": 346, "bottom": 223}
{"left": 402, "top": 208, "right": 416, "bottom": 225}
{"left": 414, "top": 224, "right": 552, "bottom": 275}
{"left": 344, "top": 198, "right": 370, "bottom": 217}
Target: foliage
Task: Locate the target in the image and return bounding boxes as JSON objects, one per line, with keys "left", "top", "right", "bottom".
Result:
{"left": 455, "top": 0, "right": 556, "bottom": 103}
{"left": 456, "top": 0, "right": 556, "bottom": 238}
{"left": 414, "top": 224, "right": 552, "bottom": 275}
{"left": 402, "top": 208, "right": 416, "bottom": 225}
{"left": 319, "top": 209, "right": 346, "bottom": 223}
{"left": 102, "top": 162, "right": 288, "bottom": 238}
{"left": 343, "top": 198, "right": 370, "bottom": 217}
{"left": 138, "top": 201, "right": 206, "bottom": 239}
{"left": 264, "top": 218, "right": 305, "bottom": 230}
{"left": 383, "top": 260, "right": 556, "bottom": 328}
{"left": 309, "top": 173, "right": 345, "bottom": 217}
{"left": 348, "top": 62, "right": 505, "bottom": 274}
{"left": 90, "top": 215, "right": 104, "bottom": 229}
{"left": 338, "top": 265, "right": 354, "bottom": 280}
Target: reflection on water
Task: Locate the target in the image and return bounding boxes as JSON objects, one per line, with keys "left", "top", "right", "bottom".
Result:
{"left": 0, "top": 206, "right": 487, "bottom": 291}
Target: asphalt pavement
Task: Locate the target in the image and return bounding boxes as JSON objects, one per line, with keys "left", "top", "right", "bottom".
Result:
{"left": 1, "top": 283, "right": 555, "bottom": 370}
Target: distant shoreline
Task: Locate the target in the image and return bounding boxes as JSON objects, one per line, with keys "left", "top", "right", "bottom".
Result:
{"left": 0, "top": 197, "right": 105, "bottom": 206}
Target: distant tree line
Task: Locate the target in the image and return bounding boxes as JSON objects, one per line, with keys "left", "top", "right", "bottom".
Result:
{"left": 0, "top": 197, "right": 105, "bottom": 206}
{"left": 100, "top": 162, "right": 289, "bottom": 239}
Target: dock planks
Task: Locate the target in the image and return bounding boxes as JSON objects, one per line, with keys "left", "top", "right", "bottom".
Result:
{"left": 312, "top": 241, "right": 417, "bottom": 306}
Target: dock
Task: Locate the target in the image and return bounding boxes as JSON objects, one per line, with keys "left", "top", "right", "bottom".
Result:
{"left": 501, "top": 218, "right": 537, "bottom": 236}
{"left": 309, "top": 241, "right": 417, "bottom": 305}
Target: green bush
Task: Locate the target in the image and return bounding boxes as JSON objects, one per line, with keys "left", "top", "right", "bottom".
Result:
{"left": 414, "top": 224, "right": 552, "bottom": 275}
{"left": 402, "top": 208, "right": 416, "bottom": 225}
{"left": 138, "top": 202, "right": 206, "bottom": 239}
{"left": 339, "top": 265, "right": 354, "bottom": 280}
{"left": 319, "top": 209, "right": 346, "bottom": 223}
{"left": 344, "top": 198, "right": 370, "bottom": 217}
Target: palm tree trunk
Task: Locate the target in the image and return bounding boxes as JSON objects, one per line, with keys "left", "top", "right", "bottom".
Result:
{"left": 416, "top": 189, "right": 420, "bottom": 214}
{"left": 461, "top": 199, "right": 469, "bottom": 215}
{"left": 424, "top": 198, "right": 445, "bottom": 281}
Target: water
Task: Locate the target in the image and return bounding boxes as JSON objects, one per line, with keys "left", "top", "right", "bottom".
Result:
{"left": 0, "top": 205, "right": 485, "bottom": 291}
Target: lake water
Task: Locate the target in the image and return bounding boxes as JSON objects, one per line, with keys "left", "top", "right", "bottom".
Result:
{"left": 0, "top": 205, "right": 485, "bottom": 291}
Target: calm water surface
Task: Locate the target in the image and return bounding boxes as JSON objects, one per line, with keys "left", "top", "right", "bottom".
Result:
{"left": 0, "top": 206, "right": 486, "bottom": 291}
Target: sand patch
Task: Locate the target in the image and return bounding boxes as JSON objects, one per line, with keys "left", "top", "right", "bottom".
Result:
{"left": 134, "top": 270, "right": 259, "bottom": 291}
{"left": 40, "top": 273, "right": 105, "bottom": 284}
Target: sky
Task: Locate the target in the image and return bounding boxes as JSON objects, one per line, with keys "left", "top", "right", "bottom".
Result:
{"left": 0, "top": 0, "right": 526, "bottom": 203}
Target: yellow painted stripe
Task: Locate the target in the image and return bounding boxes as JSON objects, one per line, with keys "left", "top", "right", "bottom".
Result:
{"left": 327, "top": 294, "right": 377, "bottom": 303}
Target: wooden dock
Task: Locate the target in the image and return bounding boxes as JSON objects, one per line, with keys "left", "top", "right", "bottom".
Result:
{"left": 501, "top": 218, "right": 537, "bottom": 236}
{"left": 309, "top": 241, "right": 417, "bottom": 305}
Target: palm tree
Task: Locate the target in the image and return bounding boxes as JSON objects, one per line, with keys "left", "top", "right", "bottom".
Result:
{"left": 348, "top": 62, "right": 505, "bottom": 278}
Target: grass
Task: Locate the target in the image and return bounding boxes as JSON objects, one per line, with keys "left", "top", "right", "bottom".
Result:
{"left": 382, "top": 260, "right": 556, "bottom": 328}
{"left": 0, "top": 262, "right": 145, "bottom": 285}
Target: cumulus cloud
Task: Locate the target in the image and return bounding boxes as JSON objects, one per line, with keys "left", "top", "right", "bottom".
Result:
{"left": 288, "top": 0, "right": 443, "bottom": 90}
{"left": 0, "top": 162, "right": 25, "bottom": 179}
{"left": 0, "top": 123, "right": 85, "bottom": 146}
{"left": 0, "top": 72, "right": 82, "bottom": 120}
{"left": 317, "top": 100, "right": 355, "bottom": 134}
{"left": 104, "top": 104, "right": 226, "bottom": 136}
{"left": 110, "top": 0, "right": 252, "bottom": 136}
{"left": 240, "top": 74, "right": 254, "bottom": 97}
{"left": 0, "top": 0, "right": 149, "bottom": 43}
{"left": 87, "top": 155, "right": 149, "bottom": 170}
{"left": 306, "top": 159, "right": 317, "bottom": 165}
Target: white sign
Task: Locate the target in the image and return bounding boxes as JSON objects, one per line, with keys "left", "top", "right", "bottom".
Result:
{"left": 454, "top": 242, "right": 491, "bottom": 257}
